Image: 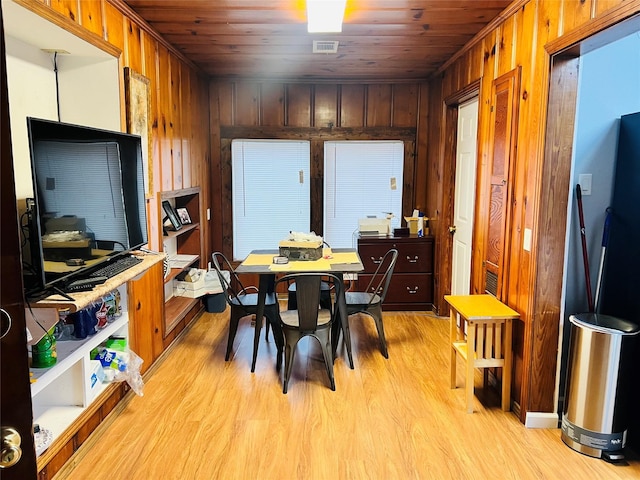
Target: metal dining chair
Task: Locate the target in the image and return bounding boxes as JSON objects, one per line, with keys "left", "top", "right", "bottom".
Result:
{"left": 211, "top": 252, "right": 283, "bottom": 370}
{"left": 285, "top": 241, "right": 334, "bottom": 310}
{"left": 286, "top": 279, "right": 333, "bottom": 310}
{"left": 344, "top": 248, "right": 398, "bottom": 358}
{"left": 275, "top": 273, "right": 343, "bottom": 393}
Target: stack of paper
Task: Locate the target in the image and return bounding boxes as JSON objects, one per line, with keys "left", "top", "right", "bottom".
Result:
{"left": 168, "top": 254, "right": 199, "bottom": 269}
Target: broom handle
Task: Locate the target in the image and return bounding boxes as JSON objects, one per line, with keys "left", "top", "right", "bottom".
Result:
{"left": 576, "top": 184, "right": 594, "bottom": 313}
{"left": 594, "top": 207, "right": 612, "bottom": 312}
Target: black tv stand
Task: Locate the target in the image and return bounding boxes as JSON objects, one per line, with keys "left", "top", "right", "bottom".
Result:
{"left": 27, "top": 285, "right": 75, "bottom": 303}
{"left": 52, "top": 286, "right": 75, "bottom": 301}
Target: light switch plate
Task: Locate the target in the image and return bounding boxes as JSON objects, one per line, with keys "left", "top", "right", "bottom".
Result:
{"left": 523, "top": 228, "right": 532, "bottom": 252}
{"left": 578, "top": 174, "right": 592, "bottom": 195}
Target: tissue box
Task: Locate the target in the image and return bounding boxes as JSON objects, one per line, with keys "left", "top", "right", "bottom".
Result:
{"left": 404, "top": 216, "right": 429, "bottom": 236}
{"left": 404, "top": 216, "right": 422, "bottom": 235}
{"left": 88, "top": 359, "right": 106, "bottom": 390}
{"left": 278, "top": 240, "right": 323, "bottom": 261}
{"left": 92, "top": 348, "right": 121, "bottom": 369}
{"left": 105, "top": 337, "right": 127, "bottom": 351}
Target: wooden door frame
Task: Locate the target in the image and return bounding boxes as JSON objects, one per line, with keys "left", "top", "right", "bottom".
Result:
{"left": 525, "top": 8, "right": 640, "bottom": 417}
{"left": 435, "top": 81, "right": 481, "bottom": 316}
{"left": 525, "top": 54, "right": 579, "bottom": 418}
{"left": 1, "top": 3, "right": 38, "bottom": 477}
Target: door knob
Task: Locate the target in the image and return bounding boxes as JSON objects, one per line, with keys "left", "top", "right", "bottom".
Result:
{"left": 0, "top": 308, "right": 11, "bottom": 339}
{"left": 0, "top": 427, "right": 22, "bottom": 469}
{"left": 449, "top": 225, "right": 457, "bottom": 234}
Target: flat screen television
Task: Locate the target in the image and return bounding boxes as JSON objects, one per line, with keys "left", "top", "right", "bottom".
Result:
{"left": 22, "top": 117, "right": 148, "bottom": 299}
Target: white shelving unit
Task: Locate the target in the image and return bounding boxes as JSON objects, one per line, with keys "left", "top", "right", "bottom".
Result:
{"left": 30, "top": 285, "right": 129, "bottom": 450}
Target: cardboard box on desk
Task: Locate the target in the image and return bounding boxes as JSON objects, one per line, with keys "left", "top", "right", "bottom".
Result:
{"left": 278, "top": 240, "right": 323, "bottom": 261}
{"left": 174, "top": 270, "right": 226, "bottom": 298}
{"left": 404, "top": 216, "right": 429, "bottom": 236}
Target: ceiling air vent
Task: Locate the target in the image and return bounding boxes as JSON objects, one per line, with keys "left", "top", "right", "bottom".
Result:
{"left": 313, "top": 40, "right": 339, "bottom": 54}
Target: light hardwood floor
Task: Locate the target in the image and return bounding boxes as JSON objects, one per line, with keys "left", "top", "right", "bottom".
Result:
{"left": 57, "top": 307, "right": 640, "bottom": 479}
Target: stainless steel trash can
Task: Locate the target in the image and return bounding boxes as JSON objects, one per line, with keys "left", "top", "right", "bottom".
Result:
{"left": 561, "top": 313, "right": 639, "bottom": 459}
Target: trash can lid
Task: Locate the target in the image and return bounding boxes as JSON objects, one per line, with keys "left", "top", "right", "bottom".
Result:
{"left": 569, "top": 312, "right": 640, "bottom": 335}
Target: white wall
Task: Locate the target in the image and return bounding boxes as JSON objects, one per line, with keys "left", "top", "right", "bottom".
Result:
{"left": 557, "top": 31, "right": 640, "bottom": 410}
{"left": 5, "top": 36, "right": 59, "bottom": 199}
{"left": 3, "top": 0, "right": 120, "bottom": 203}
{"left": 565, "top": 31, "right": 640, "bottom": 318}
{"left": 58, "top": 56, "right": 120, "bottom": 131}
{"left": 565, "top": 33, "right": 640, "bottom": 313}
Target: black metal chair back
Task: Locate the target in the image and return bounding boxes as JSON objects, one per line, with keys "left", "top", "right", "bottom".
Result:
{"left": 344, "top": 248, "right": 398, "bottom": 358}
{"left": 211, "top": 252, "right": 283, "bottom": 369}
{"left": 275, "top": 272, "right": 343, "bottom": 393}
{"left": 364, "top": 248, "right": 398, "bottom": 306}
{"left": 211, "top": 252, "right": 252, "bottom": 307}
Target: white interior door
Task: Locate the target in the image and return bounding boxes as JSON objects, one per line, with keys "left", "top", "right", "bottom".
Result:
{"left": 451, "top": 97, "right": 479, "bottom": 295}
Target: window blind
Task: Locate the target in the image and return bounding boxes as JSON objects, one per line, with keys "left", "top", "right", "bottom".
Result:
{"left": 232, "top": 139, "right": 310, "bottom": 260}
{"left": 323, "top": 141, "right": 404, "bottom": 248}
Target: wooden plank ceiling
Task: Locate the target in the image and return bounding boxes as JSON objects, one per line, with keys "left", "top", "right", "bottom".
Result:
{"left": 123, "top": 0, "right": 513, "bottom": 81}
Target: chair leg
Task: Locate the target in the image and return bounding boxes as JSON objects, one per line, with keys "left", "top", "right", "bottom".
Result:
{"left": 320, "top": 290, "right": 332, "bottom": 311}
{"left": 264, "top": 319, "right": 270, "bottom": 341}
{"left": 282, "top": 330, "right": 299, "bottom": 394}
{"left": 225, "top": 309, "right": 242, "bottom": 361}
{"left": 266, "top": 313, "right": 284, "bottom": 371}
{"left": 336, "top": 303, "right": 354, "bottom": 369}
{"left": 287, "top": 291, "right": 297, "bottom": 310}
{"left": 250, "top": 315, "right": 262, "bottom": 373}
{"left": 370, "top": 306, "right": 389, "bottom": 359}
{"left": 317, "top": 330, "right": 336, "bottom": 391}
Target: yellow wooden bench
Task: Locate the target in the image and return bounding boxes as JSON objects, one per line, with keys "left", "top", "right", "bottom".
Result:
{"left": 445, "top": 294, "right": 520, "bottom": 413}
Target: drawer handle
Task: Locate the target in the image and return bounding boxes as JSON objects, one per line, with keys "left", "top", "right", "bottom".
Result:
{"left": 407, "top": 286, "right": 419, "bottom": 294}
{"left": 407, "top": 255, "right": 419, "bottom": 263}
{"left": 370, "top": 256, "right": 383, "bottom": 264}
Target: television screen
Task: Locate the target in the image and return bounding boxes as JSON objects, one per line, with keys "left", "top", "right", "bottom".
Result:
{"left": 23, "top": 117, "right": 148, "bottom": 297}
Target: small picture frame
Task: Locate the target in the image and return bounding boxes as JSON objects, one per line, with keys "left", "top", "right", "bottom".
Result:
{"left": 162, "top": 200, "right": 183, "bottom": 231}
{"left": 176, "top": 207, "right": 191, "bottom": 225}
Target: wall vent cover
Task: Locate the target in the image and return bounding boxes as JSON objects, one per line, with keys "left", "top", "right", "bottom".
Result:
{"left": 485, "top": 270, "right": 498, "bottom": 296}
{"left": 313, "top": 41, "right": 339, "bottom": 53}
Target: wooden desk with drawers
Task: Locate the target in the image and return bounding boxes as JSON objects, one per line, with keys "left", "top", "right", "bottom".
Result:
{"left": 357, "top": 234, "right": 434, "bottom": 311}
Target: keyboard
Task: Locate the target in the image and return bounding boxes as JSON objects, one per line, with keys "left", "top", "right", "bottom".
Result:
{"left": 89, "top": 255, "right": 143, "bottom": 279}
{"left": 65, "top": 276, "right": 108, "bottom": 292}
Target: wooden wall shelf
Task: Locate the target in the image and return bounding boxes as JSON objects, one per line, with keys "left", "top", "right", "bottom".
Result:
{"left": 160, "top": 187, "right": 204, "bottom": 338}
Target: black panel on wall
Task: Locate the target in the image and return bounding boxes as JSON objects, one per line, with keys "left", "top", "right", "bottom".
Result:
{"left": 599, "top": 111, "right": 640, "bottom": 451}
{"left": 600, "top": 112, "right": 640, "bottom": 318}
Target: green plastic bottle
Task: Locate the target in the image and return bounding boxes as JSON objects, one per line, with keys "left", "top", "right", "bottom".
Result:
{"left": 31, "top": 327, "right": 57, "bottom": 368}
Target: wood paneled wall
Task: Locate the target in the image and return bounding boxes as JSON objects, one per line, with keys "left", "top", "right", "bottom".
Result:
{"left": 15, "top": 0, "right": 212, "bottom": 262}
{"left": 23, "top": 0, "right": 640, "bottom": 429}
{"left": 427, "top": 0, "right": 640, "bottom": 421}
{"left": 208, "top": 81, "right": 428, "bottom": 259}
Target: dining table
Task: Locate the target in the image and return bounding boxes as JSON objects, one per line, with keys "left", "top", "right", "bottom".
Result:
{"left": 235, "top": 247, "right": 364, "bottom": 372}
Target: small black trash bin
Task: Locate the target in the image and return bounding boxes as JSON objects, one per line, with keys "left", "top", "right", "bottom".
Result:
{"left": 204, "top": 293, "right": 226, "bottom": 313}
{"left": 561, "top": 312, "right": 640, "bottom": 459}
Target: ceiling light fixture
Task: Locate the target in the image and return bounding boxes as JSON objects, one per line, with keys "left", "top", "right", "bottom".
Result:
{"left": 307, "top": 0, "right": 346, "bottom": 33}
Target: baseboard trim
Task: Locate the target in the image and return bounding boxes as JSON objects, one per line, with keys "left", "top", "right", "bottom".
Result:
{"left": 525, "top": 412, "right": 560, "bottom": 429}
